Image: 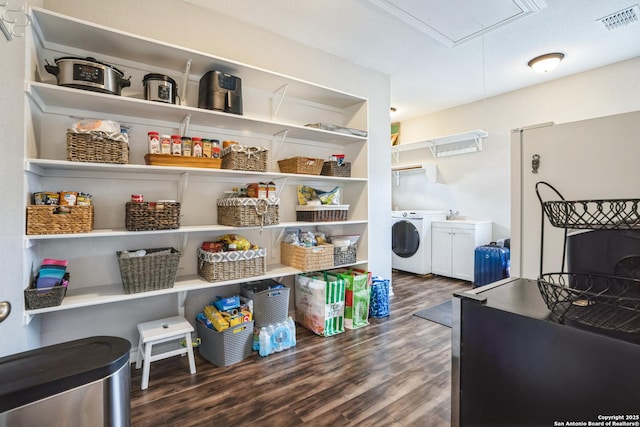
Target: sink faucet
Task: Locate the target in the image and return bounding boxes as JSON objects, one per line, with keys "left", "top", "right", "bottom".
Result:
{"left": 447, "top": 209, "right": 459, "bottom": 220}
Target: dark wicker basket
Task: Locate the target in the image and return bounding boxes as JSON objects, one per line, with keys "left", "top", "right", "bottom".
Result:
{"left": 66, "top": 129, "right": 129, "bottom": 164}
{"left": 278, "top": 157, "right": 324, "bottom": 175}
{"left": 197, "top": 247, "right": 267, "bottom": 282}
{"left": 24, "top": 273, "right": 70, "bottom": 309}
{"left": 117, "top": 247, "right": 181, "bottom": 294}
{"left": 537, "top": 272, "right": 640, "bottom": 333}
{"left": 295, "top": 205, "right": 349, "bottom": 222}
{"left": 26, "top": 205, "right": 94, "bottom": 235}
{"left": 125, "top": 202, "right": 180, "bottom": 231}
{"left": 217, "top": 198, "right": 279, "bottom": 227}
{"left": 221, "top": 145, "right": 267, "bottom": 172}
{"left": 321, "top": 161, "right": 351, "bottom": 177}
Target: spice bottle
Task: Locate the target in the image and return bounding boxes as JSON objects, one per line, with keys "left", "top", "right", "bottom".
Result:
{"left": 148, "top": 131, "right": 160, "bottom": 154}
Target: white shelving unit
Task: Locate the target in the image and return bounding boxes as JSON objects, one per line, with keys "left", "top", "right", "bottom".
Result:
{"left": 391, "top": 163, "right": 437, "bottom": 185}
{"left": 23, "top": 7, "right": 369, "bottom": 326}
{"left": 391, "top": 130, "right": 488, "bottom": 160}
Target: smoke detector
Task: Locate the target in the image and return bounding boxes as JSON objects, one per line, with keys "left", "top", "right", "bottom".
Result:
{"left": 598, "top": 5, "right": 639, "bottom": 30}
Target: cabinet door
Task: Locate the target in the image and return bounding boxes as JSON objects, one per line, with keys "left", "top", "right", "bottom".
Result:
{"left": 432, "top": 227, "right": 452, "bottom": 276}
{"left": 451, "top": 228, "right": 475, "bottom": 281}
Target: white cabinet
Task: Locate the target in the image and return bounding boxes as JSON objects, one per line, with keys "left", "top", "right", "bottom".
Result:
{"left": 22, "top": 7, "right": 369, "bottom": 325}
{"left": 431, "top": 221, "right": 492, "bottom": 281}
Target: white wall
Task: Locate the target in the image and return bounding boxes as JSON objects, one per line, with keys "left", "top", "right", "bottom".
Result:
{"left": 1, "top": 0, "right": 391, "bottom": 354}
{"left": 395, "top": 56, "right": 640, "bottom": 242}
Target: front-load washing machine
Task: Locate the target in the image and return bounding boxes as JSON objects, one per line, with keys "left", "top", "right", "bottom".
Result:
{"left": 392, "top": 210, "right": 446, "bottom": 275}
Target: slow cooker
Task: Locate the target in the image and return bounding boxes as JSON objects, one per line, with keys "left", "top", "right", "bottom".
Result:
{"left": 143, "top": 73, "right": 177, "bottom": 104}
{"left": 45, "top": 56, "right": 131, "bottom": 96}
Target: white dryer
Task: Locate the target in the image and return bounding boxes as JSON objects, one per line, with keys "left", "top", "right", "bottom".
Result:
{"left": 392, "top": 210, "right": 446, "bottom": 275}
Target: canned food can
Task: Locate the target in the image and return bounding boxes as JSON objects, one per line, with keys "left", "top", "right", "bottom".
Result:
{"left": 131, "top": 194, "right": 144, "bottom": 203}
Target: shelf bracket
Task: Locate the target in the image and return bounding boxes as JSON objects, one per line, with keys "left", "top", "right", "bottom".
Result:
{"left": 272, "top": 129, "right": 288, "bottom": 167}
{"left": 273, "top": 228, "right": 286, "bottom": 250}
{"left": 177, "top": 232, "right": 189, "bottom": 253}
{"left": 178, "top": 172, "right": 189, "bottom": 204}
{"left": 271, "top": 177, "right": 288, "bottom": 199}
{"left": 177, "top": 291, "right": 188, "bottom": 317}
{"left": 393, "top": 171, "right": 400, "bottom": 186}
{"left": 271, "top": 84, "right": 288, "bottom": 120}
{"left": 179, "top": 59, "right": 192, "bottom": 106}
{"left": 23, "top": 312, "right": 34, "bottom": 325}
{"left": 391, "top": 149, "right": 400, "bottom": 163}
{"left": 1, "top": 3, "right": 30, "bottom": 41}
{"left": 179, "top": 114, "right": 191, "bottom": 137}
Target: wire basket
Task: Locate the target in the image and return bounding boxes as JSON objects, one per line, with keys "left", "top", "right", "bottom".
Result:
{"left": 536, "top": 181, "right": 640, "bottom": 230}
{"left": 217, "top": 198, "right": 279, "bottom": 227}
{"left": 537, "top": 272, "right": 640, "bottom": 333}
{"left": 66, "top": 129, "right": 129, "bottom": 164}
{"left": 321, "top": 161, "right": 351, "bottom": 177}
{"left": 221, "top": 145, "right": 267, "bottom": 172}
{"left": 116, "top": 247, "right": 181, "bottom": 294}
{"left": 277, "top": 157, "right": 324, "bottom": 175}
{"left": 125, "top": 201, "right": 181, "bottom": 231}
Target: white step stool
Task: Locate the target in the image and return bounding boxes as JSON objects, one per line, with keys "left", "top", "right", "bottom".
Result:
{"left": 135, "top": 316, "right": 196, "bottom": 390}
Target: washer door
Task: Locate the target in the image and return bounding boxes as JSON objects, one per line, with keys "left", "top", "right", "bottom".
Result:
{"left": 392, "top": 220, "right": 421, "bottom": 258}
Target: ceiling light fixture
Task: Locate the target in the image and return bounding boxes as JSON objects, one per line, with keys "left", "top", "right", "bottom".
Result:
{"left": 528, "top": 52, "right": 565, "bottom": 73}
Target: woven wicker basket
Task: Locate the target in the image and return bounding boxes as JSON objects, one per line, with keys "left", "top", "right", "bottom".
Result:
{"left": 295, "top": 205, "right": 349, "bottom": 222}
{"left": 221, "top": 145, "right": 267, "bottom": 171}
{"left": 277, "top": 157, "right": 324, "bottom": 175}
{"left": 24, "top": 273, "right": 70, "bottom": 309}
{"left": 26, "top": 205, "right": 94, "bottom": 235}
{"left": 116, "top": 247, "right": 181, "bottom": 294}
{"left": 125, "top": 202, "right": 181, "bottom": 231}
{"left": 217, "top": 198, "right": 279, "bottom": 227}
{"left": 66, "top": 129, "right": 129, "bottom": 164}
{"left": 281, "top": 243, "right": 334, "bottom": 271}
{"left": 197, "top": 247, "right": 267, "bottom": 282}
{"left": 321, "top": 161, "right": 351, "bottom": 177}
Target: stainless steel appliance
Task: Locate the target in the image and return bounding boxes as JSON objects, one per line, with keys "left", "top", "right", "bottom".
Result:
{"left": 143, "top": 73, "right": 177, "bottom": 104}
{"left": 198, "top": 70, "right": 243, "bottom": 115}
{"left": 45, "top": 56, "right": 131, "bottom": 95}
{"left": 0, "top": 336, "right": 131, "bottom": 427}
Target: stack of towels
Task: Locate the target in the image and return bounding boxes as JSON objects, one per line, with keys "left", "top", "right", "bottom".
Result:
{"left": 36, "top": 259, "right": 69, "bottom": 290}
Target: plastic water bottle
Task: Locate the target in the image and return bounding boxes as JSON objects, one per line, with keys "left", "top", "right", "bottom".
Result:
{"left": 259, "top": 326, "right": 270, "bottom": 357}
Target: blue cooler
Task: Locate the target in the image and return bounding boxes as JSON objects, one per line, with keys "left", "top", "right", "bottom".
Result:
{"left": 369, "top": 276, "right": 390, "bottom": 318}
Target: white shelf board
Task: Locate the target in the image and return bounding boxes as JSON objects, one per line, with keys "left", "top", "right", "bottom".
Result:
{"left": 391, "top": 163, "right": 437, "bottom": 183}
{"left": 24, "top": 158, "right": 368, "bottom": 184}
{"left": 27, "top": 83, "right": 367, "bottom": 145}
{"left": 30, "top": 7, "right": 366, "bottom": 110}
{"left": 24, "top": 220, "right": 368, "bottom": 243}
{"left": 392, "top": 130, "right": 488, "bottom": 158}
{"left": 23, "top": 259, "right": 368, "bottom": 322}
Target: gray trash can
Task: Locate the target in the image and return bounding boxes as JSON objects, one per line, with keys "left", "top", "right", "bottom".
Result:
{"left": 0, "top": 336, "right": 131, "bottom": 427}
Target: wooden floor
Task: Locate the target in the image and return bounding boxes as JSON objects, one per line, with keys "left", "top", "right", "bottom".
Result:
{"left": 130, "top": 271, "right": 471, "bottom": 427}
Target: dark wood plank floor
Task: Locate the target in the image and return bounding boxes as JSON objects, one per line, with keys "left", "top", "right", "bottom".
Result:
{"left": 130, "top": 271, "right": 471, "bottom": 427}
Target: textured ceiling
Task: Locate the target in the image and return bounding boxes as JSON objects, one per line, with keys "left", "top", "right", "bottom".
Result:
{"left": 184, "top": 0, "right": 640, "bottom": 121}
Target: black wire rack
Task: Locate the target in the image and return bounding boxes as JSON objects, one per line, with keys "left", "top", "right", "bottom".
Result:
{"left": 535, "top": 182, "right": 640, "bottom": 333}
{"left": 537, "top": 272, "right": 640, "bottom": 333}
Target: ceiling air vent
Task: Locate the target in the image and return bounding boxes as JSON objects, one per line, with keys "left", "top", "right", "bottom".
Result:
{"left": 598, "top": 5, "right": 639, "bottom": 30}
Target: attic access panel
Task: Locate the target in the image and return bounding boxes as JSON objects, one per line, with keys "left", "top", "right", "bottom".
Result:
{"left": 368, "top": 0, "right": 545, "bottom": 47}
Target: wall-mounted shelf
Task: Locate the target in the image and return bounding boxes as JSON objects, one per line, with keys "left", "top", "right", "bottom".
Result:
{"left": 391, "top": 130, "right": 488, "bottom": 160}
{"left": 391, "top": 163, "right": 437, "bottom": 184}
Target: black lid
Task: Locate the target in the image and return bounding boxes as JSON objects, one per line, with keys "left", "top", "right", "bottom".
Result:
{"left": 143, "top": 73, "right": 177, "bottom": 86}
{"left": 0, "top": 336, "right": 130, "bottom": 412}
